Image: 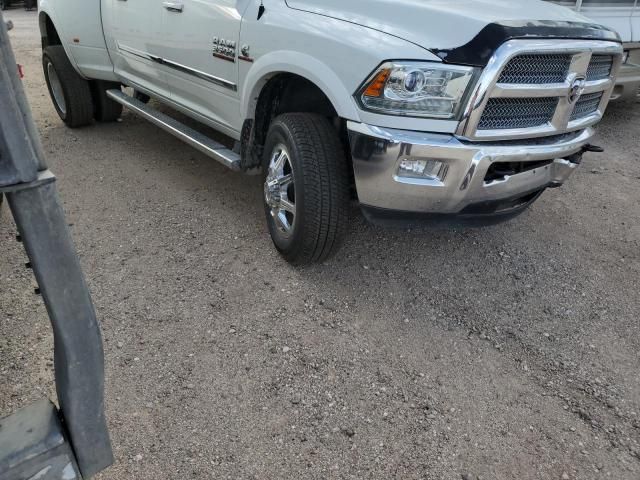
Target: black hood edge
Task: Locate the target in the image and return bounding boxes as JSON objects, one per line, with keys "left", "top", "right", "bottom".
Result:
{"left": 432, "top": 20, "right": 622, "bottom": 67}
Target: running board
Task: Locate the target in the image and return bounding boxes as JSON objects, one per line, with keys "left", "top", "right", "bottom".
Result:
{"left": 106, "top": 89, "right": 241, "bottom": 171}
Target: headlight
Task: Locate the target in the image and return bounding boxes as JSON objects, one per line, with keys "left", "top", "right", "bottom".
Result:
{"left": 357, "top": 61, "right": 477, "bottom": 119}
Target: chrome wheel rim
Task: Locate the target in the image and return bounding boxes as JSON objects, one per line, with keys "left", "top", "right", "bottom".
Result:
{"left": 47, "top": 62, "right": 66, "bottom": 115}
{"left": 264, "top": 144, "right": 296, "bottom": 236}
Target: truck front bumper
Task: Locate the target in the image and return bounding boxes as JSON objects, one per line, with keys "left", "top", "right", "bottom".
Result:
{"left": 348, "top": 122, "right": 595, "bottom": 223}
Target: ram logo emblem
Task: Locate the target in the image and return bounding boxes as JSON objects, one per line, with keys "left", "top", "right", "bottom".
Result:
{"left": 212, "top": 37, "right": 236, "bottom": 63}
{"left": 568, "top": 76, "right": 587, "bottom": 105}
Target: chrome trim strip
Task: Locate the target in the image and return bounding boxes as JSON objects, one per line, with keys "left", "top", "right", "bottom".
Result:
{"left": 492, "top": 78, "right": 612, "bottom": 99}
{"left": 160, "top": 58, "right": 237, "bottom": 91}
{"left": 457, "top": 39, "right": 623, "bottom": 141}
{"left": 116, "top": 43, "right": 237, "bottom": 92}
{"left": 212, "top": 52, "right": 236, "bottom": 63}
{"left": 492, "top": 83, "right": 570, "bottom": 98}
{"left": 117, "top": 43, "right": 162, "bottom": 63}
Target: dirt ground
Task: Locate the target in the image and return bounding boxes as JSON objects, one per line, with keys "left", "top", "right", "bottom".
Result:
{"left": 1, "top": 9, "right": 639, "bottom": 480}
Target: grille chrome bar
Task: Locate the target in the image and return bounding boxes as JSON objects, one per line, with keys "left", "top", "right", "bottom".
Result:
{"left": 457, "top": 40, "right": 623, "bottom": 141}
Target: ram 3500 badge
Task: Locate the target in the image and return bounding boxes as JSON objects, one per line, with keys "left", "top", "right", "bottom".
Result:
{"left": 37, "top": 0, "right": 622, "bottom": 265}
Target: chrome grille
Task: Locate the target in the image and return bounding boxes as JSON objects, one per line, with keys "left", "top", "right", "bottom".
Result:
{"left": 586, "top": 55, "right": 613, "bottom": 81}
{"left": 478, "top": 98, "right": 558, "bottom": 130}
{"left": 497, "top": 54, "right": 571, "bottom": 84}
{"left": 570, "top": 92, "right": 603, "bottom": 121}
{"left": 459, "top": 40, "right": 623, "bottom": 141}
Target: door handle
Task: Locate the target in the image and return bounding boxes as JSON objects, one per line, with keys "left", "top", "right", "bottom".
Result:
{"left": 163, "top": 1, "right": 184, "bottom": 12}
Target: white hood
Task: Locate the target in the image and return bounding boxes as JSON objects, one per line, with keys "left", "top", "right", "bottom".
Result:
{"left": 285, "top": 0, "right": 599, "bottom": 52}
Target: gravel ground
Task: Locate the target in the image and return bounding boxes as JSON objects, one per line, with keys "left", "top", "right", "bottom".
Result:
{"left": 1, "top": 10, "right": 639, "bottom": 480}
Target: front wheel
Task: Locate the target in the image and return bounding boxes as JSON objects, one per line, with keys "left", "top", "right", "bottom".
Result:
{"left": 262, "top": 113, "right": 349, "bottom": 265}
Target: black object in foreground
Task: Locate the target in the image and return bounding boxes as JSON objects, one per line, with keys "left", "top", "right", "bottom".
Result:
{"left": 0, "top": 12, "right": 112, "bottom": 480}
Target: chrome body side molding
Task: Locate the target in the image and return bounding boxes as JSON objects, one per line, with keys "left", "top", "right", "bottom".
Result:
{"left": 116, "top": 43, "right": 237, "bottom": 91}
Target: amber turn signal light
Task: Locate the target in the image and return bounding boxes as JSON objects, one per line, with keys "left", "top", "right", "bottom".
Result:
{"left": 363, "top": 69, "right": 391, "bottom": 97}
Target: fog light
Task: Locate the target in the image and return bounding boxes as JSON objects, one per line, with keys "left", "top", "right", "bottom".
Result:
{"left": 397, "top": 159, "right": 445, "bottom": 180}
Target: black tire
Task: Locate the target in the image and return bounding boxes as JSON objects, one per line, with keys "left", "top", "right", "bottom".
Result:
{"left": 0, "top": 0, "right": 9, "bottom": 11}
{"left": 91, "top": 80, "right": 123, "bottom": 122}
{"left": 42, "top": 45, "right": 94, "bottom": 128}
{"left": 262, "top": 113, "right": 349, "bottom": 265}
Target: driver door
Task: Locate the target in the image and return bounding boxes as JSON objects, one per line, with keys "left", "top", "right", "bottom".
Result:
{"left": 160, "top": 0, "right": 249, "bottom": 134}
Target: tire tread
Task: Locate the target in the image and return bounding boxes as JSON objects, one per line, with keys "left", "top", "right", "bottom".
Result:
{"left": 42, "top": 45, "right": 93, "bottom": 128}
{"left": 266, "top": 113, "right": 349, "bottom": 265}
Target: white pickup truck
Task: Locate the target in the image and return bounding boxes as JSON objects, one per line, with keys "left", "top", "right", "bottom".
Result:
{"left": 38, "top": 0, "right": 623, "bottom": 264}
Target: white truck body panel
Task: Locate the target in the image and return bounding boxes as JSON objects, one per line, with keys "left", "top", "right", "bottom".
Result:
{"left": 97, "top": 0, "right": 448, "bottom": 137}
{"left": 286, "top": 0, "right": 591, "bottom": 51}
{"left": 104, "top": 0, "right": 170, "bottom": 98}
{"left": 38, "top": 0, "right": 116, "bottom": 80}
{"left": 39, "top": 0, "right": 628, "bottom": 136}
{"left": 238, "top": 1, "right": 444, "bottom": 134}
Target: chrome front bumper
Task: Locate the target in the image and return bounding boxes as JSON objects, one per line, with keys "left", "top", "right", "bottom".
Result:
{"left": 348, "top": 122, "right": 595, "bottom": 216}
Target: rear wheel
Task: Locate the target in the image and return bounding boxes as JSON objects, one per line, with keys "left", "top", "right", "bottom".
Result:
{"left": 42, "top": 45, "right": 94, "bottom": 128}
{"left": 0, "top": 0, "right": 10, "bottom": 11}
{"left": 262, "top": 113, "right": 349, "bottom": 265}
{"left": 91, "top": 80, "right": 123, "bottom": 122}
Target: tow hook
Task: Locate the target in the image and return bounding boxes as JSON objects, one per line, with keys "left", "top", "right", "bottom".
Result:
{"left": 582, "top": 144, "right": 605, "bottom": 154}
{"left": 564, "top": 144, "right": 605, "bottom": 166}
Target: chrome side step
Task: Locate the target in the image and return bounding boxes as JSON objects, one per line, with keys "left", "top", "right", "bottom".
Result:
{"left": 106, "top": 89, "right": 241, "bottom": 171}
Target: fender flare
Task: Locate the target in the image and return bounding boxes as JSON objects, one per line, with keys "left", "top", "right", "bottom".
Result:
{"left": 38, "top": 1, "right": 59, "bottom": 47}
{"left": 38, "top": 7, "right": 80, "bottom": 74}
{"left": 241, "top": 50, "right": 362, "bottom": 122}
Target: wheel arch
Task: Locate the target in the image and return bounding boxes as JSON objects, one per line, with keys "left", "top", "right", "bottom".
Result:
{"left": 239, "top": 52, "right": 360, "bottom": 171}
{"left": 241, "top": 51, "right": 361, "bottom": 123}
{"left": 39, "top": 11, "right": 61, "bottom": 49}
